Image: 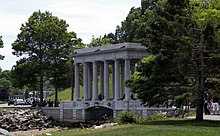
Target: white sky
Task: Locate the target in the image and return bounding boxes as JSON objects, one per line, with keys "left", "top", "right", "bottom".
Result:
{"left": 0, "top": 0, "right": 141, "bottom": 70}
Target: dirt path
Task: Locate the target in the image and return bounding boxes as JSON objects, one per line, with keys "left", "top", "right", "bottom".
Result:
{"left": 11, "top": 128, "right": 62, "bottom": 136}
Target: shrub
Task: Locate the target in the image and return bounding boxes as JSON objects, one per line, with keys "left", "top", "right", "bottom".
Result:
{"left": 187, "top": 111, "right": 196, "bottom": 117}
{"left": 140, "top": 111, "right": 166, "bottom": 123}
{"left": 115, "top": 111, "right": 139, "bottom": 124}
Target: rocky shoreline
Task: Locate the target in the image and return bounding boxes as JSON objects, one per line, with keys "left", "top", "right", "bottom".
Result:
{"left": 0, "top": 109, "right": 55, "bottom": 132}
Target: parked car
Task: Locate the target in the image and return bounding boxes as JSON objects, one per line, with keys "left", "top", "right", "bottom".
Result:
{"left": 24, "top": 99, "right": 32, "bottom": 105}
{"left": 8, "top": 99, "right": 14, "bottom": 106}
{"left": 14, "top": 99, "right": 26, "bottom": 106}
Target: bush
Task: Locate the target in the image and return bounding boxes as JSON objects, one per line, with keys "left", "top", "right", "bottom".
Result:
{"left": 115, "top": 111, "right": 139, "bottom": 124}
{"left": 187, "top": 111, "right": 196, "bottom": 116}
{"left": 139, "top": 111, "right": 166, "bottom": 123}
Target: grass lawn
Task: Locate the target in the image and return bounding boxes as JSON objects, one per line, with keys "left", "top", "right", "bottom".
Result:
{"left": 39, "top": 119, "right": 220, "bottom": 136}
{"left": 0, "top": 107, "right": 16, "bottom": 111}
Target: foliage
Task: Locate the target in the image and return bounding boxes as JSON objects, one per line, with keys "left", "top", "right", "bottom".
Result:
{"left": 11, "top": 58, "right": 38, "bottom": 89}
{"left": 0, "top": 70, "right": 13, "bottom": 100}
{"left": 125, "top": 0, "right": 197, "bottom": 105}
{"left": 142, "top": 111, "right": 166, "bottom": 122}
{"left": 115, "top": 7, "right": 144, "bottom": 43}
{"left": 190, "top": 0, "right": 220, "bottom": 120}
{"left": 0, "top": 70, "right": 12, "bottom": 89}
{"left": 87, "top": 33, "right": 116, "bottom": 48}
{"left": 11, "top": 10, "right": 80, "bottom": 105}
{"left": 115, "top": 111, "right": 139, "bottom": 124}
{"left": 188, "top": 111, "right": 196, "bottom": 116}
{"left": 123, "top": 0, "right": 220, "bottom": 121}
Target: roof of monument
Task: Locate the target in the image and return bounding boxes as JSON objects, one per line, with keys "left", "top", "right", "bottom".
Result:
{"left": 74, "top": 42, "right": 147, "bottom": 63}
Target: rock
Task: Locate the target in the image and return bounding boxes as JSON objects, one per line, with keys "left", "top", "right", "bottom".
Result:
{"left": 19, "top": 118, "right": 29, "bottom": 123}
{"left": 0, "top": 128, "right": 14, "bottom": 136}
{"left": 17, "top": 111, "right": 26, "bottom": 115}
{"left": 90, "top": 123, "right": 117, "bottom": 130}
{"left": 0, "top": 109, "right": 55, "bottom": 132}
{"left": 33, "top": 111, "right": 39, "bottom": 118}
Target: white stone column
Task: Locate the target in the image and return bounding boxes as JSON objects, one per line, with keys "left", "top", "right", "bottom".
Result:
{"left": 83, "top": 62, "right": 88, "bottom": 101}
{"left": 130, "top": 62, "right": 136, "bottom": 99}
{"left": 88, "top": 64, "right": 92, "bottom": 100}
{"left": 121, "top": 64, "right": 125, "bottom": 98}
{"left": 100, "top": 64, "right": 104, "bottom": 95}
{"left": 92, "top": 61, "right": 98, "bottom": 100}
{"left": 124, "top": 59, "right": 131, "bottom": 100}
{"left": 114, "top": 60, "right": 120, "bottom": 101}
{"left": 104, "top": 61, "right": 109, "bottom": 100}
{"left": 131, "top": 62, "right": 136, "bottom": 74}
{"left": 74, "top": 63, "right": 80, "bottom": 101}
{"left": 112, "top": 63, "right": 115, "bottom": 99}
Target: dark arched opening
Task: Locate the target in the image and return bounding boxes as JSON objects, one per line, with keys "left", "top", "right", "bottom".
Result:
{"left": 85, "top": 106, "right": 113, "bottom": 122}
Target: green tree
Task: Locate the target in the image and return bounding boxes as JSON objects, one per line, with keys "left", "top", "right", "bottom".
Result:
{"left": 124, "top": 0, "right": 220, "bottom": 120}
{"left": 0, "top": 70, "right": 12, "bottom": 100}
{"left": 190, "top": 0, "right": 220, "bottom": 120}
{"left": 11, "top": 58, "right": 38, "bottom": 96}
{"left": 87, "top": 34, "right": 116, "bottom": 48}
{"left": 12, "top": 10, "right": 77, "bottom": 106}
{"left": 123, "top": 0, "right": 205, "bottom": 121}
{"left": 126, "top": 0, "right": 196, "bottom": 103}
{"left": 115, "top": 7, "right": 145, "bottom": 43}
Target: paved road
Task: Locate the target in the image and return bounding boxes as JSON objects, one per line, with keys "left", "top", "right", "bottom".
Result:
{"left": 187, "top": 114, "right": 220, "bottom": 121}
{"left": 203, "top": 114, "right": 220, "bottom": 121}
{"left": 0, "top": 103, "right": 31, "bottom": 108}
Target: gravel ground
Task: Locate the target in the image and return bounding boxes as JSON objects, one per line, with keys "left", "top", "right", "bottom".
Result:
{"left": 11, "top": 127, "right": 62, "bottom": 136}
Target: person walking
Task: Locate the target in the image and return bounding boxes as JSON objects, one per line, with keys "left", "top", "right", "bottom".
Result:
{"left": 204, "top": 100, "right": 210, "bottom": 115}
{"left": 212, "top": 96, "right": 219, "bottom": 115}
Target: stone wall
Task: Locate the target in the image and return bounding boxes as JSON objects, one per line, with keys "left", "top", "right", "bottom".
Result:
{"left": 41, "top": 107, "right": 60, "bottom": 121}
{"left": 41, "top": 100, "right": 176, "bottom": 123}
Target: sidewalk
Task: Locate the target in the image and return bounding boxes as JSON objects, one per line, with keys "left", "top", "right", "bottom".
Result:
{"left": 0, "top": 103, "right": 31, "bottom": 108}
{"left": 188, "top": 114, "right": 220, "bottom": 121}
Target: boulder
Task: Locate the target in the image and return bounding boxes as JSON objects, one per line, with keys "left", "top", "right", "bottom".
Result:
{"left": 0, "top": 109, "right": 55, "bottom": 132}
{"left": 0, "top": 128, "right": 14, "bottom": 136}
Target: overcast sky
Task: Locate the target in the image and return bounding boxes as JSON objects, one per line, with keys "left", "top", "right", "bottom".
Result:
{"left": 0, "top": 0, "right": 141, "bottom": 70}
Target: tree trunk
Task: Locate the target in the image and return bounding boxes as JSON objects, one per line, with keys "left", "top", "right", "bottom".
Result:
{"left": 39, "top": 44, "right": 44, "bottom": 107}
{"left": 39, "top": 74, "right": 44, "bottom": 107}
{"left": 196, "top": 48, "right": 204, "bottom": 121}
{"left": 54, "top": 77, "right": 59, "bottom": 107}
{"left": 196, "top": 94, "right": 204, "bottom": 120}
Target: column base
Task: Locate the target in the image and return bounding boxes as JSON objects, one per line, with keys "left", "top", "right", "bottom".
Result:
{"left": 92, "top": 98, "right": 99, "bottom": 101}
{"left": 113, "top": 98, "right": 121, "bottom": 101}
{"left": 74, "top": 99, "right": 81, "bottom": 101}
{"left": 123, "top": 98, "right": 131, "bottom": 101}
{"left": 103, "top": 98, "right": 109, "bottom": 101}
